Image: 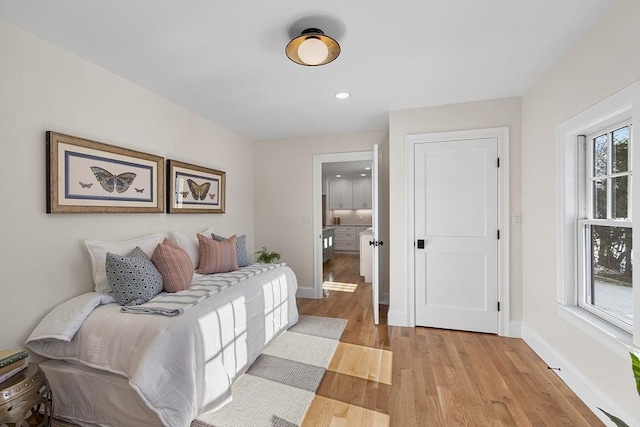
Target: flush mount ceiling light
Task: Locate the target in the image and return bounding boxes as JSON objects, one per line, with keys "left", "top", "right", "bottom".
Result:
{"left": 335, "top": 92, "right": 350, "bottom": 99}
{"left": 286, "top": 28, "right": 340, "bottom": 66}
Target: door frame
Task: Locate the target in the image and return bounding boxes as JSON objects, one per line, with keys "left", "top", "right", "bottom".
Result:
{"left": 405, "top": 127, "right": 511, "bottom": 336}
{"left": 312, "top": 150, "right": 374, "bottom": 299}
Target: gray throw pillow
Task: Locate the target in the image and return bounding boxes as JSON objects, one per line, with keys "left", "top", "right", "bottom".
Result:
{"left": 211, "top": 233, "right": 250, "bottom": 267}
{"left": 106, "top": 246, "right": 164, "bottom": 306}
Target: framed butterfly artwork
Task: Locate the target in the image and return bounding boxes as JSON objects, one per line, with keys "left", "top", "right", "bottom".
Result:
{"left": 167, "top": 159, "right": 226, "bottom": 214}
{"left": 46, "top": 132, "right": 164, "bottom": 213}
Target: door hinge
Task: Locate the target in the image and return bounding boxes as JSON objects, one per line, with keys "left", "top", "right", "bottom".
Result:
{"left": 497, "top": 301, "right": 501, "bottom": 312}
{"left": 497, "top": 157, "right": 500, "bottom": 167}
{"left": 497, "top": 229, "right": 500, "bottom": 240}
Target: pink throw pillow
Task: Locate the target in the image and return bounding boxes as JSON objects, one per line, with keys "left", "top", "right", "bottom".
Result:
{"left": 151, "top": 239, "right": 193, "bottom": 293}
{"left": 196, "top": 234, "right": 239, "bottom": 274}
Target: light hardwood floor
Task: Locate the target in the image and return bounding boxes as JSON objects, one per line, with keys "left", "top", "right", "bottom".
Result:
{"left": 299, "top": 254, "right": 603, "bottom": 427}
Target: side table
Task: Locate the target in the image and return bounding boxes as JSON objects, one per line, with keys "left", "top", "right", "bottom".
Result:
{"left": 0, "top": 363, "right": 54, "bottom": 427}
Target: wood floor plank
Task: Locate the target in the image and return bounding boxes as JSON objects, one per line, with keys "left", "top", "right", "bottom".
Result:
{"left": 298, "top": 254, "right": 604, "bottom": 427}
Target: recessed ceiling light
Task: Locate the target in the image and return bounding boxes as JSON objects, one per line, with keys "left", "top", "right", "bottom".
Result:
{"left": 336, "top": 174, "right": 341, "bottom": 177}
{"left": 335, "top": 92, "right": 350, "bottom": 99}
{"left": 361, "top": 173, "right": 366, "bottom": 176}
{"left": 365, "top": 167, "right": 371, "bottom": 170}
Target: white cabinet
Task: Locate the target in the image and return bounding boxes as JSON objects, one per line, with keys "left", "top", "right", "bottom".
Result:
{"left": 352, "top": 179, "right": 372, "bottom": 209}
{"left": 329, "top": 180, "right": 353, "bottom": 209}
{"left": 334, "top": 226, "right": 357, "bottom": 251}
{"left": 334, "top": 225, "right": 371, "bottom": 252}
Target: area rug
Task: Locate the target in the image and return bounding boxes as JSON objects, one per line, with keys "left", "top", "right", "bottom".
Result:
{"left": 193, "top": 315, "right": 347, "bottom": 427}
{"left": 52, "top": 315, "right": 347, "bottom": 427}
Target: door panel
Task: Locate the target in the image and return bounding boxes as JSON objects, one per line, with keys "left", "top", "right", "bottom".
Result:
{"left": 372, "top": 144, "right": 380, "bottom": 325}
{"left": 415, "top": 137, "right": 498, "bottom": 334}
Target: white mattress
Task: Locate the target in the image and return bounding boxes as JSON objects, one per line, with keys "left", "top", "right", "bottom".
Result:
{"left": 28, "top": 265, "right": 299, "bottom": 427}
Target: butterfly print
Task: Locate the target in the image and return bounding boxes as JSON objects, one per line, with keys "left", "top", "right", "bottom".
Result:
{"left": 90, "top": 166, "right": 136, "bottom": 193}
{"left": 187, "top": 179, "right": 211, "bottom": 201}
{"left": 180, "top": 191, "right": 190, "bottom": 198}
{"left": 208, "top": 193, "right": 216, "bottom": 200}
{"left": 135, "top": 188, "right": 144, "bottom": 193}
{"left": 79, "top": 182, "right": 93, "bottom": 189}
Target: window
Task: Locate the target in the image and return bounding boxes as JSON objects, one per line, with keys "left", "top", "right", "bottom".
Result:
{"left": 578, "top": 121, "right": 633, "bottom": 333}
{"left": 557, "top": 81, "right": 639, "bottom": 351}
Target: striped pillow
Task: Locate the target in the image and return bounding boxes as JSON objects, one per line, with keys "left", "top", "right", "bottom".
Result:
{"left": 196, "top": 234, "right": 239, "bottom": 274}
{"left": 211, "top": 233, "right": 250, "bottom": 267}
{"left": 151, "top": 239, "right": 194, "bottom": 293}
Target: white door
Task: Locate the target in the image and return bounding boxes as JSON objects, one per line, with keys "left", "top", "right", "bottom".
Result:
{"left": 371, "top": 144, "right": 381, "bottom": 325}
{"left": 414, "top": 137, "right": 498, "bottom": 333}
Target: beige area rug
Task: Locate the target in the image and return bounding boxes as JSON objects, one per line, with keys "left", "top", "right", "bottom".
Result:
{"left": 52, "top": 315, "right": 348, "bottom": 427}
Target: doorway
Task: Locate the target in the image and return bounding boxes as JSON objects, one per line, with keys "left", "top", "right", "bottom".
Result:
{"left": 406, "top": 127, "right": 510, "bottom": 335}
{"left": 313, "top": 151, "right": 380, "bottom": 324}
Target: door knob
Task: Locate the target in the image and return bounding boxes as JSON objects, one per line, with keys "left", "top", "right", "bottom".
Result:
{"left": 417, "top": 239, "right": 425, "bottom": 249}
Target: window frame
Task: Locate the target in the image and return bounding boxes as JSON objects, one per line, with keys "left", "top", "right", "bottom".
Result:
{"left": 556, "top": 81, "right": 640, "bottom": 353}
{"left": 577, "top": 120, "right": 633, "bottom": 333}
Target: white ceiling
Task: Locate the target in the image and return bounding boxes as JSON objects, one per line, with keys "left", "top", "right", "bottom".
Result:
{"left": 0, "top": 1, "right": 617, "bottom": 141}
{"left": 322, "top": 160, "right": 372, "bottom": 182}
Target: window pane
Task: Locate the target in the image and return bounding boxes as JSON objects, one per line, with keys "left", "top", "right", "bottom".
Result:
{"left": 590, "top": 225, "right": 633, "bottom": 325}
{"left": 593, "top": 180, "right": 607, "bottom": 219}
{"left": 612, "top": 176, "right": 629, "bottom": 219}
{"left": 612, "top": 126, "right": 629, "bottom": 173}
{"left": 593, "top": 134, "right": 608, "bottom": 176}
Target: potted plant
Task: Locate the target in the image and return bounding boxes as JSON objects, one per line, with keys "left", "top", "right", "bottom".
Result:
{"left": 598, "top": 348, "right": 640, "bottom": 427}
{"left": 255, "top": 247, "right": 281, "bottom": 264}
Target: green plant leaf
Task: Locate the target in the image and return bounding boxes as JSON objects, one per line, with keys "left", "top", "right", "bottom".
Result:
{"left": 630, "top": 351, "right": 640, "bottom": 397}
{"left": 598, "top": 408, "right": 629, "bottom": 427}
{"left": 254, "top": 247, "right": 281, "bottom": 263}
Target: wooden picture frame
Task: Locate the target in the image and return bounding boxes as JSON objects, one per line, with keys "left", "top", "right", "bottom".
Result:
{"left": 167, "top": 159, "right": 226, "bottom": 214}
{"left": 46, "top": 132, "right": 164, "bottom": 213}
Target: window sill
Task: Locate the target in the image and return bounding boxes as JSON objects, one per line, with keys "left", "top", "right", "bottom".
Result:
{"left": 555, "top": 304, "right": 634, "bottom": 360}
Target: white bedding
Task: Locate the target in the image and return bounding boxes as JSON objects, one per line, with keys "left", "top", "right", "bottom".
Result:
{"left": 26, "top": 265, "right": 299, "bottom": 427}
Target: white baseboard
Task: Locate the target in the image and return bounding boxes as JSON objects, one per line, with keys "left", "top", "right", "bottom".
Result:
{"left": 295, "top": 287, "right": 317, "bottom": 299}
{"left": 508, "top": 321, "right": 522, "bottom": 338}
{"left": 387, "top": 309, "right": 410, "bottom": 326}
{"left": 521, "top": 324, "right": 637, "bottom": 427}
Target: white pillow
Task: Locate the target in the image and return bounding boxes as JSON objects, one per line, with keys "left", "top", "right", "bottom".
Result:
{"left": 85, "top": 233, "right": 165, "bottom": 294}
{"left": 171, "top": 228, "right": 215, "bottom": 269}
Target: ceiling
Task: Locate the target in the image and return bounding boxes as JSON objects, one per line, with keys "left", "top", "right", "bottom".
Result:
{"left": 0, "top": 1, "right": 617, "bottom": 141}
{"left": 322, "top": 160, "right": 372, "bottom": 182}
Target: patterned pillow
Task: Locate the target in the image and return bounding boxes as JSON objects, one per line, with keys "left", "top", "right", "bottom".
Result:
{"left": 211, "top": 233, "right": 250, "bottom": 267}
{"left": 151, "top": 239, "right": 194, "bottom": 293}
{"left": 197, "top": 234, "right": 239, "bottom": 274}
{"left": 85, "top": 233, "right": 165, "bottom": 294}
{"left": 105, "top": 246, "right": 164, "bottom": 306}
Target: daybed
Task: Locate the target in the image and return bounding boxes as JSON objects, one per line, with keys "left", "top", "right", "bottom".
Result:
{"left": 25, "top": 231, "right": 299, "bottom": 427}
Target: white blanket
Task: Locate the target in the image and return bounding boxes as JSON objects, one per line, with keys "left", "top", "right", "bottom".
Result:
{"left": 26, "top": 265, "right": 299, "bottom": 427}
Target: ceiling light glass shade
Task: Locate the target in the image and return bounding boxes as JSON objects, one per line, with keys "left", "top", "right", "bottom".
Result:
{"left": 298, "top": 38, "right": 329, "bottom": 65}
{"left": 286, "top": 28, "right": 340, "bottom": 66}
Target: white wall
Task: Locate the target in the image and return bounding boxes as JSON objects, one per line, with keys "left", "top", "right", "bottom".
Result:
{"left": 0, "top": 21, "right": 255, "bottom": 351}
{"left": 253, "top": 130, "right": 389, "bottom": 295}
{"left": 521, "top": 1, "right": 640, "bottom": 422}
{"left": 388, "top": 97, "right": 523, "bottom": 327}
